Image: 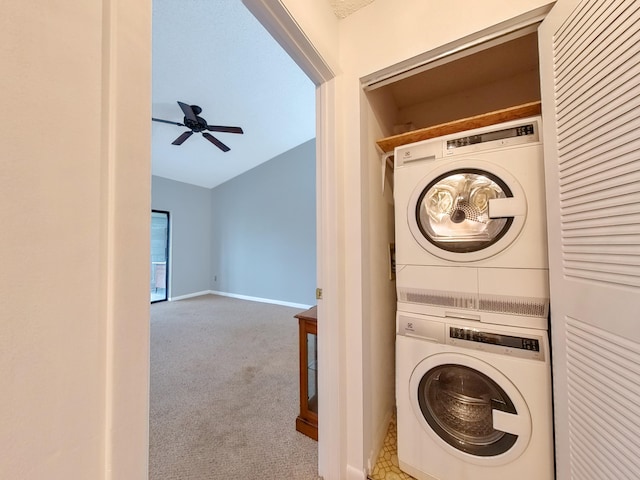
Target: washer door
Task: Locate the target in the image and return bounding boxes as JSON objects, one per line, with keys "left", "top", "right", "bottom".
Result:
{"left": 408, "top": 160, "right": 527, "bottom": 262}
{"left": 409, "top": 353, "right": 531, "bottom": 466}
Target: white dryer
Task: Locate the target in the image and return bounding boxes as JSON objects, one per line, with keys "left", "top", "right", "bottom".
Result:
{"left": 396, "top": 311, "right": 554, "bottom": 480}
{"left": 393, "top": 117, "right": 549, "bottom": 329}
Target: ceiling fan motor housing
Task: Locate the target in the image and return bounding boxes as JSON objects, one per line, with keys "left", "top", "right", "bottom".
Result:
{"left": 184, "top": 115, "right": 208, "bottom": 132}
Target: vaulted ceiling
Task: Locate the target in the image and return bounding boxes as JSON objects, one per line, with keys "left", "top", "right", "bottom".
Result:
{"left": 152, "top": 0, "right": 375, "bottom": 189}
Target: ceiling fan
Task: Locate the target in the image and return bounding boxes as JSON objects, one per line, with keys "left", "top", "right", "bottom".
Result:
{"left": 152, "top": 101, "right": 244, "bottom": 152}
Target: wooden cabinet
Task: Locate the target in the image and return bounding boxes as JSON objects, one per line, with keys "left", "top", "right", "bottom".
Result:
{"left": 295, "top": 306, "right": 318, "bottom": 440}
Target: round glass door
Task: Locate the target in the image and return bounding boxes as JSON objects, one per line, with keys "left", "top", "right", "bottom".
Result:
{"left": 417, "top": 364, "right": 518, "bottom": 457}
{"left": 415, "top": 169, "right": 513, "bottom": 253}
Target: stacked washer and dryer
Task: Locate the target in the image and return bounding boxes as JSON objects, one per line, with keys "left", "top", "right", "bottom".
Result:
{"left": 393, "top": 117, "right": 554, "bottom": 480}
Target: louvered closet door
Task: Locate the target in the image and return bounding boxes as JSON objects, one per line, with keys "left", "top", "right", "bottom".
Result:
{"left": 539, "top": 1, "right": 640, "bottom": 479}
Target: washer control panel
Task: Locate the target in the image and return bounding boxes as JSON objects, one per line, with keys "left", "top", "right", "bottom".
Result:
{"left": 397, "top": 314, "right": 546, "bottom": 361}
{"left": 448, "top": 325, "right": 545, "bottom": 361}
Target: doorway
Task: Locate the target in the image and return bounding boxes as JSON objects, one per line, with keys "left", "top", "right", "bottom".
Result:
{"left": 149, "top": 1, "right": 319, "bottom": 478}
{"left": 150, "top": 210, "right": 169, "bottom": 303}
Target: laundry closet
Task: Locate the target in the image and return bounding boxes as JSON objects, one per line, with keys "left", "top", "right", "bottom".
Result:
{"left": 361, "top": 8, "right": 556, "bottom": 480}
{"left": 357, "top": 1, "right": 640, "bottom": 478}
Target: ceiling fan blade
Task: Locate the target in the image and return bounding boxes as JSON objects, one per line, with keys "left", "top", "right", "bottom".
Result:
{"left": 152, "top": 117, "right": 185, "bottom": 127}
{"left": 177, "top": 101, "right": 198, "bottom": 122}
{"left": 203, "top": 132, "right": 230, "bottom": 152}
{"left": 172, "top": 131, "right": 193, "bottom": 145}
{"left": 206, "top": 125, "right": 244, "bottom": 134}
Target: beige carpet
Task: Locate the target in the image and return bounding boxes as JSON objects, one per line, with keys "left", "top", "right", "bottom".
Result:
{"left": 149, "top": 294, "right": 318, "bottom": 479}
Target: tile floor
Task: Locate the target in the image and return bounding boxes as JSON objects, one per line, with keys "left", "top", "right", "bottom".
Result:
{"left": 368, "top": 414, "right": 417, "bottom": 480}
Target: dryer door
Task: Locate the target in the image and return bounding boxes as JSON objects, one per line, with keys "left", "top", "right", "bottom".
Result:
{"left": 408, "top": 160, "right": 527, "bottom": 262}
{"left": 409, "top": 353, "right": 531, "bottom": 466}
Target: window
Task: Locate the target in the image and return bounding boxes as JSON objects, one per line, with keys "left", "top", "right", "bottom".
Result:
{"left": 150, "top": 210, "right": 170, "bottom": 302}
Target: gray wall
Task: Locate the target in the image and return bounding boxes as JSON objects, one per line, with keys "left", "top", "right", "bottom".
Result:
{"left": 151, "top": 176, "right": 212, "bottom": 298}
{"left": 211, "top": 139, "right": 316, "bottom": 306}
{"left": 151, "top": 139, "right": 316, "bottom": 306}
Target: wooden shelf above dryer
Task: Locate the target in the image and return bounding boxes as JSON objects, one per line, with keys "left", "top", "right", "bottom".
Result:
{"left": 375, "top": 101, "right": 542, "bottom": 153}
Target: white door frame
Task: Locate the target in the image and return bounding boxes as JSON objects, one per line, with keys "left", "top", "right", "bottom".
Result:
{"left": 241, "top": 1, "right": 342, "bottom": 478}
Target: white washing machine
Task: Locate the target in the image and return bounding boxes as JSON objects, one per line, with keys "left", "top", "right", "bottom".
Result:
{"left": 396, "top": 311, "right": 554, "bottom": 480}
{"left": 393, "top": 117, "right": 549, "bottom": 329}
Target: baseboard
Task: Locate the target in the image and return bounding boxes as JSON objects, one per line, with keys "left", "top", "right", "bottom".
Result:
{"left": 346, "top": 464, "right": 367, "bottom": 480}
{"left": 169, "top": 290, "right": 212, "bottom": 301}
{"left": 210, "top": 290, "right": 313, "bottom": 310}
{"left": 367, "top": 408, "right": 394, "bottom": 474}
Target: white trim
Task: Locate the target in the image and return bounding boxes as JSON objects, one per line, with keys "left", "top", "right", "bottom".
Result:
{"left": 168, "top": 290, "right": 212, "bottom": 302}
{"left": 346, "top": 464, "right": 367, "bottom": 480}
{"left": 361, "top": 3, "right": 555, "bottom": 90}
{"left": 242, "top": 0, "right": 335, "bottom": 85}
{"left": 209, "top": 290, "right": 313, "bottom": 310}
{"left": 105, "top": 0, "right": 152, "bottom": 477}
{"left": 316, "top": 78, "right": 344, "bottom": 480}
{"left": 169, "top": 290, "right": 312, "bottom": 309}
{"left": 367, "top": 408, "right": 393, "bottom": 474}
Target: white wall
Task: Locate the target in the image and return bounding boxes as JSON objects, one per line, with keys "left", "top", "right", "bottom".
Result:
{"left": 0, "top": 1, "right": 151, "bottom": 479}
{"left": 280, "top": 0, "right": 556, "bottom": 478}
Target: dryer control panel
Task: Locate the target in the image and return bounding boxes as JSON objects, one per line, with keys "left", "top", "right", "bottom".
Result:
{"left": 394, "top": 116, "right": 542, "bottom": 167}
{"left": 446, "top": 124, "right": 535, "bottom": 150}
{"left": 444, "top": 121, "right": 539, "bottom": 156}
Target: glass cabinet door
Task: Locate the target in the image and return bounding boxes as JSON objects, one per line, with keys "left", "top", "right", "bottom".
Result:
{"left": 295, "top": 306, "right": 318, "bottom": 440}
{"left": 307, "top": 332, "right": 318, "bottom": 415}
